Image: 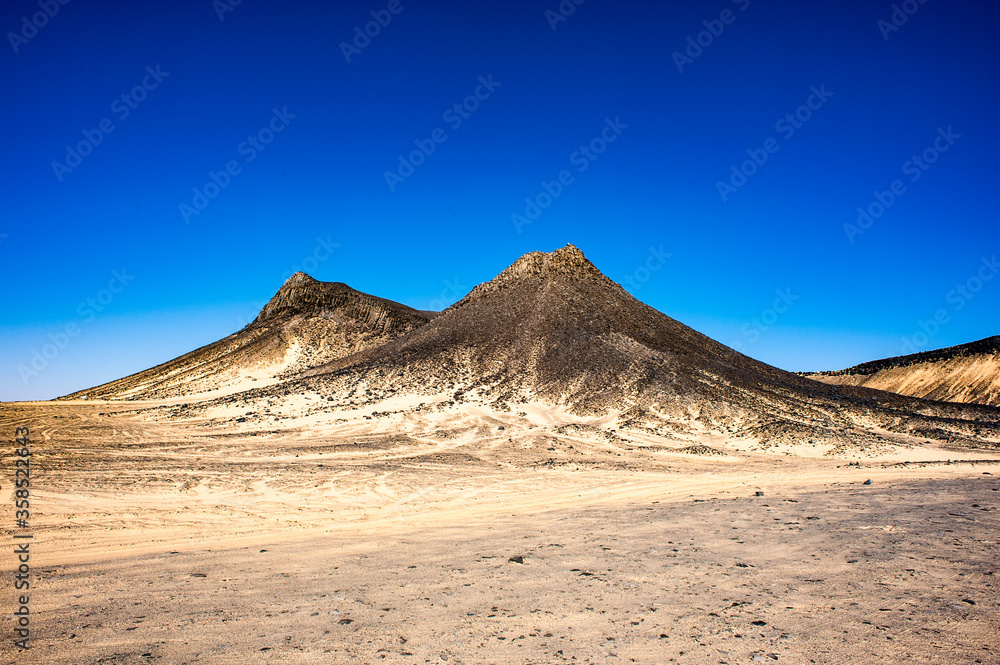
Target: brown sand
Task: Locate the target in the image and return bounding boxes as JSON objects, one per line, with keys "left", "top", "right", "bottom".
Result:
{"left": 1, "top": 399, "right": 998, "bottom": 664}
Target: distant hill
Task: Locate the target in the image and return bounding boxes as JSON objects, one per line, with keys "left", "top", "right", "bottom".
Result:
{"left": 803, "top": 336, "right": 1000, "bottom": 406}
{"left": 63, "top": 273, "right": 433, "bottom": 400}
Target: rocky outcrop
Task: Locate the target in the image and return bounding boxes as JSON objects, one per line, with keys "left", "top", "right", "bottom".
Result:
{"left": 804, "top": 336, "right": 1000, "bottom": 406}
{"left": 253, "top": 272, "right": 432, "bottom": 335}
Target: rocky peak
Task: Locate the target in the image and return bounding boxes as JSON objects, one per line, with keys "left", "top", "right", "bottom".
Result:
{"left": 282, "top": 271, "right": 317, "bottom": 288}
{"left": 253, "top": 273, "right": 352, "bottom": 325}
{"left": 451, "top": 244, "right": 611, "bottom": 310}
{"left": 499, "top": 244, "right": 600, "bottom": 280}
{"left": 251, "top": 272, "right": 432, "bottom": 335}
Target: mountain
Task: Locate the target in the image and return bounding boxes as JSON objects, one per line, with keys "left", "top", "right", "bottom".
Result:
{"left": 803, "top": 336, "right": 1000, "bottom": 407}
{"left": 290, "top": 245, "right": 997, "bottom": 446}
{"left": 64, "top": 245, "right": 1000, "bottom": 451}
{"left": 303, "top": 244, "right": 803, "bottom": 416}
{"left": 64, "top": 273, "right": 433, "bottom": 400}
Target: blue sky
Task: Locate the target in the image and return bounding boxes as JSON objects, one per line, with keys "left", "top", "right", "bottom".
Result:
{"left": 2, "top": 0, "right": 998, "bottom": 400}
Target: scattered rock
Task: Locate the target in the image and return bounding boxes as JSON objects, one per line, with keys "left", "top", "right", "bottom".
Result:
{"left": 863, "top": 479, "right": 872, "bottom": 485}
{"left": 508, "top": 555, "right": 524, "bottom": 564}
{"left": 680, "top": 444, "right": 724, "bottom": 456}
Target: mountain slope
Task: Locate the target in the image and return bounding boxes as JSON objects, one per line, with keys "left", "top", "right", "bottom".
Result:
{"left": 305, "top": 245, "right": 801, "bottom": 413}
{"left": 804, "top": 336, "right": 1000, "bottom": 407}
{"left": 63, "top": 273, "right": 434, "bottom": 400}
{"left": 294, "top": 245, "right": 999, "bottom": 448}
{"left": 65, "top": 246, "right": 1000, "bottom": 453}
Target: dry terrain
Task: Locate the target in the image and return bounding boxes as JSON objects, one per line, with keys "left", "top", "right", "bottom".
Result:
{"left": 1, "top": 397, "right": 998, "bottom": 665}
{"left": 806, "top": 336, "right": 1000, "bottom": 407}
{"left": 4, "top": 246, "right": 998, "bottom": 664}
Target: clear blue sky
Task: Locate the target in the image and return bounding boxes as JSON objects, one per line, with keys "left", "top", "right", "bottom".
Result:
{"left": 2, "top": 0, "right": 998, "bottom": 400}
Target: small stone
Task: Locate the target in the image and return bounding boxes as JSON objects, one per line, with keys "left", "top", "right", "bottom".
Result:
{"left": 508, "top": 555, "right": 524, "bottom": 564}
{"left": 863, "top": 479, "right": 872, "bottom": 485}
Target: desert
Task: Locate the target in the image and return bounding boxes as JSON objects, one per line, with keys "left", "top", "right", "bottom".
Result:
{"left": 2, "top": 246, "right": 998, "bottom": 664}
{"left": 5, "top": 3, "right": 998, "bottom": 662}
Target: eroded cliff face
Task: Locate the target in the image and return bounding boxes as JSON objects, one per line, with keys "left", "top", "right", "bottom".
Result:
{"left": 253, "top": 272, "right": 431, "bottom": 336}
{"left": 805, "top": 336, "right": 1000, "bottom": 407}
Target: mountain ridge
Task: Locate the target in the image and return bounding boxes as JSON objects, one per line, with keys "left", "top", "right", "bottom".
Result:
{"left": 804, "top": 335, "right": 1000, "bottom": 407}
{"left": 60, "top": 244, "right": 1000, "bottom": 454}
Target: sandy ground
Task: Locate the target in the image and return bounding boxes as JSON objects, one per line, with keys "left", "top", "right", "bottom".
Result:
{"left": 1, "top": 399, "right": 998, "bottom": 664}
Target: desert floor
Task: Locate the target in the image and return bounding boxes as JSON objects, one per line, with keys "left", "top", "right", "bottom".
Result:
{"left": 1, "top": 399, "right": 998, "bottom": 665}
